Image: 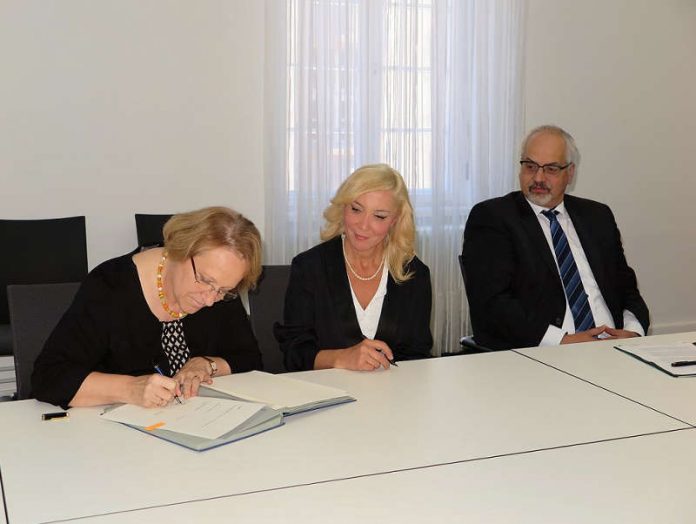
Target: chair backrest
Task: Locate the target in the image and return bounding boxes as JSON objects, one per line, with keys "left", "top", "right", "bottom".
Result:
{"left": 0, "top": 217, "right": 87, "bottom": 325}
{"left": 458, "top": 254, "right": 467, "bottom": 287}
{"left": 456, "top": 254, "right": 491, "bottom": 353}
{"left": 248, "top": 265, "right": 291, "bottom": 374}
{"left": 8, "top": 282, "right": 81, "bottom": 400}
{"left": 134, "top": 214, "right": 173, "bottom": 248}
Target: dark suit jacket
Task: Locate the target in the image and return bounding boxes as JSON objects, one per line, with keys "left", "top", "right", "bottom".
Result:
{"left": 274, "top": 236, "right": 433, "bottom": 371}
{"left": 461, "top": 191, "right": 649, "bottom": 350}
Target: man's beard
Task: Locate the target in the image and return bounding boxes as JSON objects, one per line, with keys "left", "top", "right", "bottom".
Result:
{"left": 526, "top": 184, "right": 553, "bottom": 207}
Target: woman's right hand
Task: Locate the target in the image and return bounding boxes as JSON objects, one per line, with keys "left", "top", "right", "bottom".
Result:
{"left": 128, "top": 374, "right": 180, "bottom": 408}
{"left": 333, "top": 339, "right": 394, "bottom": 371}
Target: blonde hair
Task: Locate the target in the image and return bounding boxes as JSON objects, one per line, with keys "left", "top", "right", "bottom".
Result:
{"left": 163, "top": 206, "right": 262, "bottom": 292}
{"left": 321, "top": 164, "right": 416, "bottom": 282}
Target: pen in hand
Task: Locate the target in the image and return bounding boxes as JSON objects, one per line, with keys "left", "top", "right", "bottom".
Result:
{"left": 153, "top": 364, "right": 182, "bottom": 404}
{"left": 361, "top": 336, "right": 398, "bottom": 368}
{"left": 375, "top": 348, "right": 398, "bottom": 367}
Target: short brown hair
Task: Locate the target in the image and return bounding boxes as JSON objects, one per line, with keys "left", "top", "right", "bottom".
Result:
{"left": 163, "top": 206, "right": 262, "bottom": 292}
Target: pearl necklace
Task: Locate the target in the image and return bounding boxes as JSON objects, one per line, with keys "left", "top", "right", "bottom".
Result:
{"left": 341, "top": 235, "right": 385, "bottom": 281}
{"left": 156, "top": 251, "right": 187, "bottom": 319}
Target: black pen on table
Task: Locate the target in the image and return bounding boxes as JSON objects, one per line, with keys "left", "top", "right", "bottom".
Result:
{"left": 153, "top": 364, "right": 182, "bottom": 404}
{"left": 671, "top": 360, "right": 696, "bottom": 368}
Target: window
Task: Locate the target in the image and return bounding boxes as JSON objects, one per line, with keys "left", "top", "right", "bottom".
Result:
{"left": 266, "top": 0, "right": 525, "bottom": 353}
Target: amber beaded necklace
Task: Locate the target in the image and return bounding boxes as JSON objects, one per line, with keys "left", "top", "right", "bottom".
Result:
{"left": 156, "top": 251, "right": 187, "bottom": 319}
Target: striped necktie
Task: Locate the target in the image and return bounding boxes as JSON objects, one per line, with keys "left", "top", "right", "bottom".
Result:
{"left": 541, "top": 209, "right": 595, "bottom": 332}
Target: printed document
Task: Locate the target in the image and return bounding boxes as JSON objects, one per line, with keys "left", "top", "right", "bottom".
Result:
{"left": 615, "top": 342, "right": 696, "bottom": 377}
{"left": 101, "top": 396, "right": 265, "bottom": 439}
{"left": 202, "top": 370, "right": 354, "bottom": 414}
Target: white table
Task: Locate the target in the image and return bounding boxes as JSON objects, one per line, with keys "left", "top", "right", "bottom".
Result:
{"left": 516, "top": 331, "right": 696, "bottom": 425}
{"left": 0, "top": 343, "right": 689, "bottom": 523}
{"left": 74, "top": 427, "right": 696, "bottom": 524}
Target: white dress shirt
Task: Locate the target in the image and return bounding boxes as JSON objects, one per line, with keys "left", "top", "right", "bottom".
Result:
{"left": 348, "top": 263, "right": 389, "bottom": 340}
{"left": 526, "top": 198, "right": 644, "bottom": 346}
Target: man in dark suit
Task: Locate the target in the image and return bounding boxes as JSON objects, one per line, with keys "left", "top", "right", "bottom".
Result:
{"left": 461, "top": 125, "right": 649, "bottom": 350}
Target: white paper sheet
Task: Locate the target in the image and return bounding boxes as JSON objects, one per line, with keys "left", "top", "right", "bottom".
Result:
{"left": 205, "top": 370, "right": 349, "bottom": 410}
{"left": 101, "top": 396, "right": 265, "bottom": 439}
{"left": 616, "top": 342, "right": 696, "bottom": 376}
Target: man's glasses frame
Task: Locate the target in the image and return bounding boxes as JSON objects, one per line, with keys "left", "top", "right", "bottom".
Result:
{"left": 519, "top": 160, "right": 572, "bottom": 176}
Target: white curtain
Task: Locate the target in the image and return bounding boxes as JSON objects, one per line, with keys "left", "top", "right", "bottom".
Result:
{"left": 264, "top": 0, "right": 526, "bottom": 355}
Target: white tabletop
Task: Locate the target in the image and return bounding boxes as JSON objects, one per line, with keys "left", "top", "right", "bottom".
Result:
{"left": 516, "top": 331, "right": 696, "bottom": 425}
{"left": 0, "top": 349, "right": 688, "bottom": 523}
{"left": 72, "top": 427, "right": 696, "bottom": 524}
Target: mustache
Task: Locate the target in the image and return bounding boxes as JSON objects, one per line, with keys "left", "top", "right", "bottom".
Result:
{"left": 528, "top": 182, "right": 550, "bottom": 192}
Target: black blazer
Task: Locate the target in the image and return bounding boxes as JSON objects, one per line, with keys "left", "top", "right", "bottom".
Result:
{"left": 274, "top": 236, "right": 433, "bottom": 371}
{"left": 461, "top": 191, "right": 649, "bottom": 350}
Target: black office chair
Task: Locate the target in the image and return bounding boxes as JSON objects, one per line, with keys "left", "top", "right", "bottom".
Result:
{"left": 7, "top": 282, "right": 81, "bottom": 400}
{"left": 0, "top": 217, "right": 88, "bottom": 356}
{"left": 455, "top": 253, "right": 491, "bottom": 355}
{"left": 458, "top": 254, "right": 465, "bottom": 283}
{"left": 134, "top": 214, "right": 173, "bottom": 248}
{"left": 248, "top": 265, "right": 291, "bottom": 374}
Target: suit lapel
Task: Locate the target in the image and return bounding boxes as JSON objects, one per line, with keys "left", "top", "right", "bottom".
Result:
{"left": 375, "top": 274, "right": 398, "bottom": 343}
{"left": 323, "top": 237, "right": 365, "bottom": 344}
{"left": 514, "top": 192, "right": 558, "bottom": 276}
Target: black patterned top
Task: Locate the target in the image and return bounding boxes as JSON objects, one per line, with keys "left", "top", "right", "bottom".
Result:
{"left": 161, "top": 319, "right": 190, "bottom": 375}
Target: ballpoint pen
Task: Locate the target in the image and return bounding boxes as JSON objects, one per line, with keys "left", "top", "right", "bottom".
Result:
{"left": 375, "top": 348, "right": 398, "bottom": 367}
{"left": 670, "top": 360, "right": 696, "bottom": 367}
{"left": 361, "top": 336, "right": 398, "bottom": 367}
{"left": 153, "top": 364, "right": 183, "bottom": 404}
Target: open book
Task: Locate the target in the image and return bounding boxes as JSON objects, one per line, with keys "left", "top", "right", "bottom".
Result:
{"left": 615, "top": 342, "right": 696, "bottom": 377}
{"left": 201, "top": 370, "right": 355, "bottom": 415}
{"left": 100, "top": 396, "right": 283, "bottom": 451}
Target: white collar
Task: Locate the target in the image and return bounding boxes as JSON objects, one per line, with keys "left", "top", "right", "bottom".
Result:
{"left": 525, "top": 197, "right": 567, "bottom": 217}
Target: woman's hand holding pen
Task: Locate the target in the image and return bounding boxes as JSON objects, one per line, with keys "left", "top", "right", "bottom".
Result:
{"left": 334, "top": 339, "right": 395, "bottom": 371}
{"left": 174, "top": 357, "right": 214, "bottom": 399}
{"left": 129, "top": 374, "right": 180, "bottom": 408}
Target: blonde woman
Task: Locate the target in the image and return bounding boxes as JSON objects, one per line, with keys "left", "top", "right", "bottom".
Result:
{"left": 33, "top": 207, "right": 263, "bottom": 408}
{"left": 275, "top": 164, "right": 433, "bottom": 371}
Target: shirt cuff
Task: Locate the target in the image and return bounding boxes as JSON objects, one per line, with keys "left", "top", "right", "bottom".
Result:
{"left": 539, "top": 324, "right": 566, "bottom": 347}
{"left": 622, "top": 309, "right": 645, "bottom": 336}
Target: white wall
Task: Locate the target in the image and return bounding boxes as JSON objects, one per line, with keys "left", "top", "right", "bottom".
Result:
{"left": 0, "top": 0, "right": 266, "bottom": 267}
{"left": 2, "top": 1, "right": 694, "bottom": 333}
{"left": 525, "top": 0, "right": 696, "bottom": 333}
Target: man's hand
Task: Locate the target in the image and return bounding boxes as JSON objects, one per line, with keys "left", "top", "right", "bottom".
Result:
{"left": 603, "top": 327, "right": 640, "bottom": 340}
{"left": 561, "top": 325, "right": 640, "bottom": 344}
{"left": 561, "top": 325, "right": 609, "bottom": 344}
